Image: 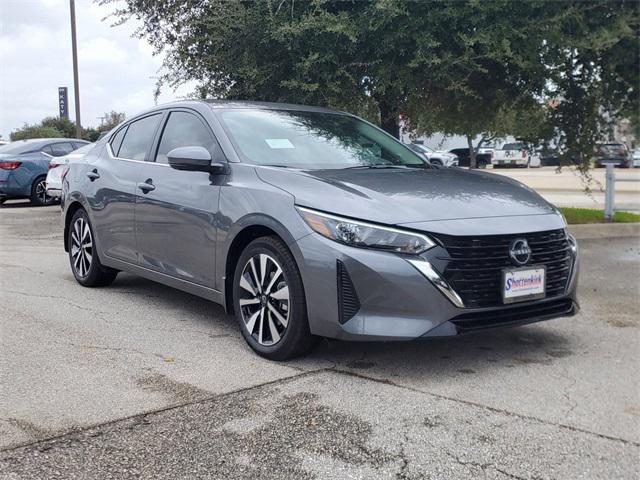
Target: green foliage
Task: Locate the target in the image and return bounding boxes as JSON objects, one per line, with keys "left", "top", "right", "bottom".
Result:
{"left": 98, "top": 111, "right": 126, "bottom": 132}
{"left": 10, "top": 125, "right": 64, "bottom": 141}
{"left": 560, "top": 207, "right": 640, "bottom": 224}
{"left": 9, "top": 111, "right": 126, "bottom": 142}
{"left": 103, "top": 0, "right": 638, "bottom": 171}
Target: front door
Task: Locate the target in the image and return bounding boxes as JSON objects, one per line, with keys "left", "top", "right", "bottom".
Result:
{"left": 134, "top": 110, "right": 221, "bottom": 288}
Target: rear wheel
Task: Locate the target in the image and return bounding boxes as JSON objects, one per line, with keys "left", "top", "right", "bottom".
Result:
{"left": 68, "top": 209, "right": 118, "bottom": 287}
{"left": 233, "top": 236, "right": 315, "bottom": 360}
{"left": 30, "top": 176, "right": 55, "bottom": 206}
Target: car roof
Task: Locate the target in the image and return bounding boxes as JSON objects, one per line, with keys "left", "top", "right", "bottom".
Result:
{"left": 152, "top": 99, "right": 344, "bottom": 115}
{"left": 8, "top": 138, "right": 88, "bottom": 145}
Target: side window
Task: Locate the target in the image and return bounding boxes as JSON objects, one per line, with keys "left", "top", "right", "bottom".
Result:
{"left": 49, "top": 143, "right": 74, "bottom": 157}
{"left": 118, "top": 114, "right": 162, "bottom": 161}
{"left": 110, "top": 127, "right": 127, "bottom": 156}
{"left": 41, "top": 145, "right": 53, "bottom": 155}
{"left": 155, "top": 111, "right": 216, "bottom": 164}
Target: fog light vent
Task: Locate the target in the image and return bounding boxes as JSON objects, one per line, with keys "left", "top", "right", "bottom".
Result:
{"left": 337, "top": 260, "right": 360, "bottom": 324}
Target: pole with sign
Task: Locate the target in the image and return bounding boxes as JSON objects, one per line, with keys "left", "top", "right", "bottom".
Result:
{"left": 58, "top": 87, "right": 69, "bottom": 119}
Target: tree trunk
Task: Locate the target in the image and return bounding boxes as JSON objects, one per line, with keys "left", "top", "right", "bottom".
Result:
{"left": 466, "top": 135, "right": 477, "bottom": 169}
{"left": 378, "top": 101, "right": 400, "bottom": 139}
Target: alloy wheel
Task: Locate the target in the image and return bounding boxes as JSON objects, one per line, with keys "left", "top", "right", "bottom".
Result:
{"left": 35, "top": 180, "right": 51, "bottom": 205}
{"left": 71, "top": 217, "right": 93, "bottom": 278}
{"left": 238, "top": 253, "right": 290, "bottom": 346}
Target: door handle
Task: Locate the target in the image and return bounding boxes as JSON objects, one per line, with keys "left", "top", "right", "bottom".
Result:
{"left": 137, "top": 179, "right": 156, "bottom": 193}
{"left": 87, "top": 170, "right": 100, "bottom": 181}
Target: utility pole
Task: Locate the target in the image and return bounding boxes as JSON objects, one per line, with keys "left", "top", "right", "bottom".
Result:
{"left": 69, "top": 0, "right": 82, "bottom": 139}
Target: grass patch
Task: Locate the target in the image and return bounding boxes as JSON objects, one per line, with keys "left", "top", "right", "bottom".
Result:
{"left": 560, "top": 207, "right": 640, "bottom": 224}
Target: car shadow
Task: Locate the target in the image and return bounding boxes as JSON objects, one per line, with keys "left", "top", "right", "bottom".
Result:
{"left": 303, "top": 323, "right": 573, "bottom": 379}
{"left": 100, "top": 273, "right": 573, "bottom": 379}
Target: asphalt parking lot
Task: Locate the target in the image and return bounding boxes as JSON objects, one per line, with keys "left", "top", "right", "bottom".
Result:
{"left": 1, "top": 203, "right": 639, "bottom": 479}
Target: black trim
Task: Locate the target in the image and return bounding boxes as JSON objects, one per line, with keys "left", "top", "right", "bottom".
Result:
{"left": 449, "top": 298, "right": 575, "bottom": 334}
{"left": 337, "top": 260, "right": 360, "bottom": 324}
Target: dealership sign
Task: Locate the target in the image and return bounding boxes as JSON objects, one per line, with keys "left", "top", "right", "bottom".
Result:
{"left": 58, "top": 87, "right": 68, "bottom": 119}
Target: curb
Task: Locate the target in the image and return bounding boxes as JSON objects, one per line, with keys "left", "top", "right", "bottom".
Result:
{"left": 568, "top": 222, "right": 640, "bottom": 240}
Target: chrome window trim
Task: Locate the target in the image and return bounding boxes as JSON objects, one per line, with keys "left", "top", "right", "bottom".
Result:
{"left": 105, "top": 143, "right": 170, "bottom": 167}
{"left": 406, "top": 258, "right": 465, "bottom": 308}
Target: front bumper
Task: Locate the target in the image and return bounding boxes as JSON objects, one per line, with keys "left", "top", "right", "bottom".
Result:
{"left": 294, "top": 231, "right": 579, "bottom": 341}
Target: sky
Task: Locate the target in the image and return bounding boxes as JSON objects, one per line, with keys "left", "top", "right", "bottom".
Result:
{"left": 0, "top": 0, "right": 196, "bottom": 140}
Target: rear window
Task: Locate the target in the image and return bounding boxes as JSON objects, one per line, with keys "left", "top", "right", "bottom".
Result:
{"left": 502, "top": 143, "right": 525, "bottom": 150}
{"left": 0, "top": 142, "right": 43, "bottom": 155}
{"left": 117, "top": 114, "right": 162, "bottom": 161}
{"left": 49, "top": 142, "right": 75, "bottom": 157}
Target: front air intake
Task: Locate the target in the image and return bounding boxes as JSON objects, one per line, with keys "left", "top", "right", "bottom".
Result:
{"left": 337, "top": 260, "right": 360, "bottom": 324}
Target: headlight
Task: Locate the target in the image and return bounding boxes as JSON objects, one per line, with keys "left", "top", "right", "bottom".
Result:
{"left": 297, "top": 207, "right": 435, "bottom": 255}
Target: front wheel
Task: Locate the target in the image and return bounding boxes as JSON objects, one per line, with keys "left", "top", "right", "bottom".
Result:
{"left": 30, "top": 176, "right": 56, "bottom": 206}
{"left": 233, "top": 236, "right": 315, "bottom": 360}
{"left": 68, "top": 209, "right": 118, "bottom": 287}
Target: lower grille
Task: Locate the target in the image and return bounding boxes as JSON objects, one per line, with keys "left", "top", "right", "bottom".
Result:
{"left": 433, "top": 229, "right": 573, "bottom": 308}
{"left": 337, "top": 260, "right": 360, "bottom": 324}
{"left": 451, "top": 299, "right": 575, "bottom": 333}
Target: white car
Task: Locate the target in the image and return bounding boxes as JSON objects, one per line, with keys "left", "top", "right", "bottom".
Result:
{"left": 632, "top": 149, "right": 640, "bottom": 168}
{"left": 406, "top": 143, "right": 459, "bottom": 167}
{"left": 46, "top": 143, "right": 93, "bottom": 198}
{"left": 492, "top": 142, "right": 541, "bottom": 168}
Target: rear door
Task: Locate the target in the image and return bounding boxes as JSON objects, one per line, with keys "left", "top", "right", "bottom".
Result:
{"left": 134, "top": 109, "right": 222, "bottom": 287}
{"left": 87, "top": 113, "right": 163, "bottom": 264}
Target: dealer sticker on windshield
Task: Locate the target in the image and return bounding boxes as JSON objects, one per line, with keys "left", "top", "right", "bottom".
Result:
{"left": 502, "top": 266, "right": 546, "bottom": 304}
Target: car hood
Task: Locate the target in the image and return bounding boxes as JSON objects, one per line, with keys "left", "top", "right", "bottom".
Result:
{"left": 255, "top": 166, "right": 558, "bottom": 226}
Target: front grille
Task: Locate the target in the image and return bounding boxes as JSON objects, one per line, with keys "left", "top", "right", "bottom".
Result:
{"left": 433, "top": 229, "right": 573, "bottom": 308}
{"left": 450, "top": 299, "right": 575, "bottom": 333}
{"left": 337, "top": 260, "right": 360, "bottom": 324}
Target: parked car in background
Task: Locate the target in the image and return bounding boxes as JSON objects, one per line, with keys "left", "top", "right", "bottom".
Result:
{"left": 62, "top": 100, "right": 579, "bottom": 360}
{"left": 492, "top": 142, "right": 541, "bottom": 168}
{"left": 632, "top": 149, "right": 640, "bottom": 168}
{"left": 0, "top": 141, "right": 8, "bottom": 147}
{"left": 0, "top": 138, "right": 89, "bottom": 206}
{"left": 447, "top": 148, "right": 491, "bottom": 168}
{"left": 46, "top": 143, "right": 94, "bottom": 198}
{"left": 594, "top": 142, "right": 632, "bottom": 168}
{"left": 406, "top": 143, "right": 458, "bottom": 167}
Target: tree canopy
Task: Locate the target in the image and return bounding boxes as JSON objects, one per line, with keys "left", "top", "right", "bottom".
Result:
{"left": 10, "top": 111, "right": 126, "bottom": 142}
{"left": 105, "top": 0, "right": 638, "bottom": 168}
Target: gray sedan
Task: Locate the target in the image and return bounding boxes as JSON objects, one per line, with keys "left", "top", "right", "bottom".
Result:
{"left": 62, "top": 100, "right": 579, "bottom": 359}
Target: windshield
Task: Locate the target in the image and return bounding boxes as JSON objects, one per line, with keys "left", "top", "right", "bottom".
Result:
{"left": 598, "top": 144, "right": 627, "bottom": 156}
{"left": 0, "top": 141, "right": 44, "bottom": 155}
{"left": 217, "top": 109, "right": 427, "bottom": 170}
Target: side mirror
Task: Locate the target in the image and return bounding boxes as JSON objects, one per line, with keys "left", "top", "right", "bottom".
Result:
{"left": 167, "top": 146, "right": 226, "bottom": 174}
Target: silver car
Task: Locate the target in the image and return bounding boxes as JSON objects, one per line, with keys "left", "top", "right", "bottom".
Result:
{"left": 406, "top": 143, "right": 459, "bottom": 167}
{"left": 62, "top": 101, "right": 579, "bottom": 359}
{"left": 46, "top": 143, "right": 94, "bottom": 198}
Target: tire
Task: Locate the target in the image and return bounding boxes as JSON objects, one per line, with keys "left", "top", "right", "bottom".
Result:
{"left": 430, "top": 159, "right": 443, "bottom": 167}
{"left": 233, "top": 236, "right": 315, "bottom": 360}
{"left": 478, "top": 161, "right": 487, "bottom": 169}
{"left": 68, "top": 209, "right": 118, "bottom": 287}
{"left": 30, "top": 176, "right": 55, "bottom": 206}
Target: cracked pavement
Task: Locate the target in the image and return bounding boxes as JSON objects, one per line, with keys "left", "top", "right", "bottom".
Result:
{"left": 1, "top": 202, "right": 639, "bottom": 479}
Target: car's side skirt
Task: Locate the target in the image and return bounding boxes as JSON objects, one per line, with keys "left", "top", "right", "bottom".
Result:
{"left": 102, "top": 255, "right": 225, "bottom": 306}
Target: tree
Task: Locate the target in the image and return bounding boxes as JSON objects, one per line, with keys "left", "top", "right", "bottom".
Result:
{"left": 98, "top": 111, "right": 126, "bottom": 132}
{"left": 9, "top": 112, "right": 125, "bottom": 142}
{"left": 105, "top": 0, "right": 637, "bottom": 170}
{"left": 542, "top": 1, "right": 639, "bottom": 172}
{"left": 10, "top": 125, "right": 63, "bottom": 141}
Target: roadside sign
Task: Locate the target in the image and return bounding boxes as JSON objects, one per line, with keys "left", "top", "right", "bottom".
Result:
{"left": 58, "top": 87, "right": 68, "bottom": 119}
